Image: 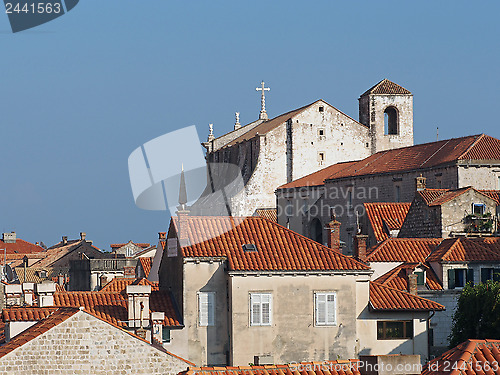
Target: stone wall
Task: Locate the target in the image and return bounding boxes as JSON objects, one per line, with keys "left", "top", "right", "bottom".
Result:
{"left": 0, "top": 311, "right": 190, "bottom": 375}
{"left": 399, "top": 196, "right": 443, "bottom": 238}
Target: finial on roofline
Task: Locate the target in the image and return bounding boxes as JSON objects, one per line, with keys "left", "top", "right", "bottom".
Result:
{"left": 256, "top": 81, "right": 270, "bottom": 120}
{"left": 234, "top": 112, "right": 241, "bottom": 130}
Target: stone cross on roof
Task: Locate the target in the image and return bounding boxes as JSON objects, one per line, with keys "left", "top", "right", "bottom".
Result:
{"left": 256, "top": 81, "right": 270, "bottom": 120}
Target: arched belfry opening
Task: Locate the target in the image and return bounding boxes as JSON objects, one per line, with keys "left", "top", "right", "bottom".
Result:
{"left": 310, "top": 218, "right": 323, "bottom": 244}
{"left": 384, "top": 106, "right": 398, "bottom": 135}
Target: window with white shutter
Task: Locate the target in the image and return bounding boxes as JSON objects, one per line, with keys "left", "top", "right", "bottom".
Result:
{"left": 198, "top": 292, "right": 215, "bottom": 326}
{"left": 315, "top": 292, "right": 336, "bottom": 326}
{"left": 250, "top": 293, "right": 272, "bottom": 326}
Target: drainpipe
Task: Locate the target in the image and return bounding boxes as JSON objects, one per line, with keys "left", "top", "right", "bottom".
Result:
{"left": 426, "top": 310, "right": 436, "bottom": 360}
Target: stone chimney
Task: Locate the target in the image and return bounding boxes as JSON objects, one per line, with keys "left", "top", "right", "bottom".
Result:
{"left": 408, "top": 273, "right": 418, "bottom": 295}
{"left": 57, "top": 274, "right": 65, "bottom": 287}
{"left": 151, "top": 311, "right": 165, "bottom": 343}
{"left": 100, "top": 275, "right": 108, "bottom": 288}
{"left": 80, "top": 232, "right": 86, "bottom": 241}
{"left": 62, "top": 236, "right": 68, "bottom": 245}
{"left": 415, "top": 174, "right": 426, "bottom": 192}
{"left": 158, "top": 232, "right": 166, "bottom": 241}
{"left": 325, "top": 218, "right": 341, "bottom": 251}
{"left": 354, "top": 234, "right": 369, "bottom": 262}
{"left": 176, "top": 165, "right": 190, "bottom": 246}
{"left": 22, "top": 283, "right": 35, "bottom": 305}
{"left": 2, "top": 232, "right": 16, "bottom": 243}
{"left": 127, "top": 285, "right": 151, "bottom": 328}
{"left": 4, "top": 284, "right": 22, "bottom": 306}
{"left": 35, "top": 282, "right": 56, "bottom": 307}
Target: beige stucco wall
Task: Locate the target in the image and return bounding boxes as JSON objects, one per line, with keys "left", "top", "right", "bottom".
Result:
{"left": 0, "top": 311, "right": 190, "bottom": 375}
{"left": 5, "top": 321, "right": 37, "bottom": 342}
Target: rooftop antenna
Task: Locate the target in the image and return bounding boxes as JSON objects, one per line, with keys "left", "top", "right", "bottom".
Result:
{"left": 436, "top": 126, "right": 439, "bottom": 141}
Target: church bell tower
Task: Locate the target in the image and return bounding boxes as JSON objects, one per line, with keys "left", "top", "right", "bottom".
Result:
{"left": 359, "top": 79, "right": 414, "bottom": 154}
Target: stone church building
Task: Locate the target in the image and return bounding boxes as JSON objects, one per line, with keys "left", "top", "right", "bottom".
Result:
{"left": 201, "top": 79, "right": 414, "bottom": 217}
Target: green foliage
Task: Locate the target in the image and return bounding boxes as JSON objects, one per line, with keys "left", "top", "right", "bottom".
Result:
{"left": 464, "top": 213, "right": 493, "bottom": 233}
{"left": 449, "top": 281, "right": 500, "bottom": 347}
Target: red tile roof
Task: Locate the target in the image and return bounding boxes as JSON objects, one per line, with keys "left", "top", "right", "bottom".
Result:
{"left": 52, "top": 290, "right": 181, "bottom": 327}
{"left": 366, "top": 238, "right": 443, "bottom": 263}
{"left": 0, "top": 321, "right": 5, "bottom": 345}
{"left": 427, "top": 237, "right": 500, "bottom": 263}
{"left": 325, "top": 135, "right": 500, "bottom": 181}
{"left": 278, "top": 161, "right": 358, "bottom": 189}
{"left": 361, "top": 79, "right": 412, "bottom": 96}
{"left": 479, "top": 190, "right": 500, "bottom": 205}
{"left": 171, "top": 216, "right": 370, "bottom": 272}
{"left": 369, "top": 282, "right": 444, "bottom": 311}
{"left": 364, "top": 203, "right": 411, "bottom": 242}
{"left": 418, "top": 189, "right": 450, "bottom": 205}
{"left": 138, "top": 258, "right": 153, "bottom": 278}
{"left": 180, "top": 360, "right": 362, "bottom": 375}
{"left": 0, "top": 307, "right": 80, "bottom": 359}
{"left": 2, "top": 307, "right": 58, "bottom": 322}
{"left": 0, "top": 238, "right": 46, "bottom": 255}
{"left": 100, "top": 277, "right": 159, "bottom": 292}
{"left": 374, "top": 263, "right": 442, "bottom": 291}
{"left": 253, "top": 208, "right": 277, "bottom": 222}
{"left": 422, "top": 339, "right": 500, "bottom": 375}
{"left": 33, "top": 240, "right": 103, "bottom": 268}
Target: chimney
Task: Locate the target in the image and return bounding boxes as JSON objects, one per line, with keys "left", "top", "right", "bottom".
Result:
{"left": 158, "top": 232, "right": 166, "bottom": 241}
{"left": 325, "top": 218, "right": 341, "bottom": 251}
{"left": 408, "top": 273, "right": 418, "bottom": 295}
{"left": 415, "top": 174, "right": 426, "bottom": 192}
{"left": 151, "top": 312, "right": 165, "bottom": 343}
{"left": 123, "top": 266, "right": 136, "bottom": 278}
{"left": 176, "top": 165, "right": 190, "bottom": 246}
{"left": 80, "top": 232, "right": 86, "bottom": 241}
{"left": 57, "top": 274, "right": 65, "bottom": 287}
{"left": 4, "top": 284, "right": 22, "bottom": 306}
{"left": 2, "top": 232, "right": 16, "bottom": 243}
{"left": 126, "top": 285, "right": 151, "bottom": 328}
{"left": 100, "top": 275, "right": 108, "bottom": 288}
{"left": 62, "top": 236, "right": 68, "bottom": 245}
{"left": 354, "top": 234, "right": 369, "bottom": 262}
{"left": 22, "top": 283, "right": 35, "bottom": 305}
{"left": 35, "top": 282, "right": 56, "bottom": 307}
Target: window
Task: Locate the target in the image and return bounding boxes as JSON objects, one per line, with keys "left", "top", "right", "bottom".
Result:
{"left": 315, "top": 292, "right": 336, "bottom": 326}
{"left": 448, "top": 268, "right": 474, "bottom": 289}
{"left": 318, "top": 129, "right": 326, "bottom": 140}
{"left": 377, "top": 321, "right": 413, "bottom": 340}
{"left": 498, "top": 176, "right": 500, "bottom": 189}
{"left": 319, "top": 106, "right": 324, "bottom": 112}
{"left": 242, "top": 244, "right": 258, "bottom": 252}
{"left": 415, "top": 271, "right": 425, "bottom": 286}
{"left": 473, "top": 203, "right": 486, "bottom": 216}
{"left": 395, "top": 185, "right": 401, "bottom": 202}
{"left": 198, "top": 292, "right": 215, "bottom": 326}
{"left": 250, "top": 293, "right": 272, "bottom": 326}
{"left": 126, "top": 247, "right": 134, "bottom": 257}
{"left": 384, "top": 106, "right": 398, "bottom": 135}
{"left": 481, "top": 268, "right": 500, "bottom": 283}
{"left": 310, "top": 218, "right": 323, "bottom": 244}
{"left": 318, "top": 152, "right": 325, "bottom": 162}
{"left": 162, "top": 327, "right": 171, "bottom": 343}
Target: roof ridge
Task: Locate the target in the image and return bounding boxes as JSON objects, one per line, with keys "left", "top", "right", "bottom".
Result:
{"left": 373, "top": 281, "right": 445, "bottom": 305}
{"left": 458, "top": 134, "right": 485, "bottom": 160}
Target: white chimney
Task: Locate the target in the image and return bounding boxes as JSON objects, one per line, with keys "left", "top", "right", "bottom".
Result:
{"left": 4, "top": 284, "right": 22, "bottom": 306}
{"left": 126, "top": 285, "right": 151, "bottom": 328}
{"left": 151, "top": 312, "right": 165, "bottom": 343}
{"left": 22, "top": 283, "right": 35, "bottom": 305}
{"left": 2, "top": 232, "right": 16, "bottom": 243}
{"left": 36, "top": 282, "right": 56, "bottom": 307}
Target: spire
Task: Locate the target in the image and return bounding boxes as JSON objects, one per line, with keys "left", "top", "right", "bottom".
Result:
{"left": 234, "top": 112, "right": 241, "bottom": 130}
{"left": 178, "top": 164, "right": 187, "bottom": 210}
{"left": 256, "top": 81, "right": 270, "bottom": 120}
{"left": 207, "top": 123, "right": 215, "bottom": 142}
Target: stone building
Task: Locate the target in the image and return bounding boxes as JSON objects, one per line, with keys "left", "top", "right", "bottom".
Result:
{"left": 277, "top": 134, "right": 500, "bottom": 255}
{"left": 362, "top": 236, "right": 500, "bottom": 356}
{"left": 0, "top": 307, "right": 191, "bottom": 375}
{"left": 201, "top": 79, "right": 414, "bottom": 217}
{"left": 158, "top": 215, "right": 443, "bottom": 366}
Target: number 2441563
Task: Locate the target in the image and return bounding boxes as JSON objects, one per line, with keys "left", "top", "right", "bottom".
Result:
{"left": 5, "top": 2, "right": 62, "bottom": 14}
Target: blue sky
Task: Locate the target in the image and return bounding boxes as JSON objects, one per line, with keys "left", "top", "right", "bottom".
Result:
{"left": 0, "top": 1, "right": 499, "bottom": 249}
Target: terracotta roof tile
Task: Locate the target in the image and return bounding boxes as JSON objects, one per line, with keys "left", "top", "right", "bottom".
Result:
{"left": 2, "top": 307, "right": 58, "bottom": 322}
{"left": 100, "top": 277, "right": 159, "bottom": 292}
{"left": 361, "top": 79, "right": 412, "bottom": 96}
{"left": 0, "top": 321, "right": 5, "bottom": 344}
{"left": 324, "top": 135, "right": 499, "bottom": 181}
{"left": 172, "top": 216, "right": 370, "bottom": 272}
{"left": 369, "top": 282, "right": 444, "bottom": 311}
{"left": 0, "top": 238, "right": 46, "bottom": 255}
{"left": 33, "top": 240, "right": 103, "bottom": 268}
{"left": 278, "top": 161, "right": 358, "bottom": 189}
{"left": 366, "top": 238, "right": 443, "bottom": 263}
{"left": 427, "top": 237, "right": 500, "bottom": 263}
{"left": 253, "top": 208, "right": 277, "bottom": 222}
{"left": 374, "top": 263, "right": 442, "bottom": 291}
{"left": 110, "top": 242, "right": 150, "bottom": 249}
{"left": 0, "top": 307, "right": 80, "bottom": 359}
{"left": 52, "top": 289, "right": 180, "bottom": 327}
{"left": 138, "top": 258, "right": 153, "bottom": 278}
{"left": 364, "top": 203, "right": 411, "bottom": 242}
{"left": 180, "top": 360, "right": 362, "bottom": 375}
{"left": 479, "top": 190, "right": 500, "bottom": 205}
{"left": 459, "top": 134, "right": 500, "bottom": 161}
{"left": 422, "top": 339, "right": 500, "bottom": 375}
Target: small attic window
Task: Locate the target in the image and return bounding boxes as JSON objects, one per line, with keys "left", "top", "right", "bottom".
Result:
{"left": 39, "top": 270, "right": 47, "bottom": 278}
{"left": 242, "top": 244, "right": 258, "bottom": 252}
{"left": 319, "top": 106, "right": 324, "bottom": 112}
{"left": 472, "top": 203, "right": 486, "bottom": 216}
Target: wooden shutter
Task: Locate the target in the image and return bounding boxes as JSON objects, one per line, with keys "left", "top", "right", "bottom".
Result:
{"left": 261, "top": 294, "right": 271, "bottom": 325}
{"left": 316, "top": 293, "right": 326, "bottom": 325}
{"left": 467, "top": 269, "right": 474, "bottom": 285}
{"left": 326, "top": 293, "right": 336, "bottom": 325}
{"left": 251, "top": 294, "right": 261, "bottom": 325}
{"left": 199, "top": 292, "right": 214, "bottom": 326}
{"left": 448, "top": 269, "right": 456, "bottom": 289}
